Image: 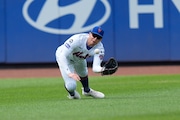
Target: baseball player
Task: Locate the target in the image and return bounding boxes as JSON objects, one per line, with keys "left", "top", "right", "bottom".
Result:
{"left": 55, "top": 26, "right": 105, "bottom": 99}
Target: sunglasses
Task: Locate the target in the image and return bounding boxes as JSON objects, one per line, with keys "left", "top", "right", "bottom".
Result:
{"left": 92, "top": 33, "right": 102, "bottom": 39}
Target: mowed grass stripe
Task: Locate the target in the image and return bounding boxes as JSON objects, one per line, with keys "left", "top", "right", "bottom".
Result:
{"left": 0, "top": 75, "right": 180, "bottom": 120}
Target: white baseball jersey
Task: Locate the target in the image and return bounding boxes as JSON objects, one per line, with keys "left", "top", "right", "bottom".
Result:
{"left": 56, "top": 33, "right": 105, "bottom": 75}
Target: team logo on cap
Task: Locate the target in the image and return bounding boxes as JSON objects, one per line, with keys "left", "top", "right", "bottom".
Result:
{"left": 98, "top": 28, "right": 102, "bottom": 33}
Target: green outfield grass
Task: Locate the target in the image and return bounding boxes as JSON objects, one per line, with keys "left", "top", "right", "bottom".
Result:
{"left": 0, "top": 74, "right": 180, "bottom": 120}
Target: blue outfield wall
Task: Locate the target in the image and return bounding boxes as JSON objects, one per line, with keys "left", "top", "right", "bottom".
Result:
{"left": 0, "top": 0, "right": 180, "bottom": 63}
{"left": 115, "top": 0, "right": 170, "bottom": 62}
{"left": 170, "top": 0, "right": 180, "bottom": 61}
{"left": 0, "top": 0, "right": 6, "bottom": 63}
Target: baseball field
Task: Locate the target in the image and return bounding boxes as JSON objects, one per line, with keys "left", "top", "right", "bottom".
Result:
{"left": 0, "top": 65, "right": 180, "bottom": 120}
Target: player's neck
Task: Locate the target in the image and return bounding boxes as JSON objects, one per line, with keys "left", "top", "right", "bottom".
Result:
{"left": 86, "top": 44, "right": 92, "bottom": 50}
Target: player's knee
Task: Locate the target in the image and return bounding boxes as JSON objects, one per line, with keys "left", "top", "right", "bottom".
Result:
{"left": 65, "top": 82, "right": 76, "bottom": 92}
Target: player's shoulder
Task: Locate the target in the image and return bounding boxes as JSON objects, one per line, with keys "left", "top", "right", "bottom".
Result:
{"left": 97, "top": 41, "right": 104, "bottom": 48}
{"left": 69, "top": 33, "right": 88, "bottom": 45}
{"left": 71, "top": 33, "right": 88, "bottom": 40}
{"left": 66, "top": 33, "right": 88, "bottom": 46}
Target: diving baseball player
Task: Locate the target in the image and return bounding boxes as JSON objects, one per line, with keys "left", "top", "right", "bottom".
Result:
{"left": 55, "top": 26, "right": 105, "bottom": 99}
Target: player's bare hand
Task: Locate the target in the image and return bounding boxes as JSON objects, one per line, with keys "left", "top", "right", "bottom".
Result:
{"left": 68, "top": 73, "right": 81, "bottom": 81}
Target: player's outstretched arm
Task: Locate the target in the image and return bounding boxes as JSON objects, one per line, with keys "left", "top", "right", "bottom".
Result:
{"left": 92, "top": 52, "right": 104, "bottom": 73}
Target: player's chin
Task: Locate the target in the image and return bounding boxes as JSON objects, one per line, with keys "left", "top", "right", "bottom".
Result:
{"left": 92, "top": 42, "right": 98, "bottom": 46}
{"left": 89, "top": 44, "right": 95, "bottom": 47}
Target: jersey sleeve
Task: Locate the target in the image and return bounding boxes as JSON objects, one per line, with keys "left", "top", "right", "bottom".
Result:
{"left": 63, "top": 37, "right": 77, "bottom": 55}
{"left": 56, "top": 36, "right": 80, "bottom": 75}
{"left": 92, "top": 47, "right": 105, "bottom": 73}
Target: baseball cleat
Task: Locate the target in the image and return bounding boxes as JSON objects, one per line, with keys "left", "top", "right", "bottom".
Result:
{"left": 82, "top": 88, "right": 105, "bottom": 98}
{"left": 67, "top": 90, "right": 81, "bottom": 99}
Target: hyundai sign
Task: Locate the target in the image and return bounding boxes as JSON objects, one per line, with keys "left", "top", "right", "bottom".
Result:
{"left": 1, "top": 0, "right": 180, "bottom": 63}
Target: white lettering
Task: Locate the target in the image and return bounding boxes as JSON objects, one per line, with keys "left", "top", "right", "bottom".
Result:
{"left": 172, "top": 0, "right": 180, "bottom": 12}
{"left": 129, "top": 0, "right": 163, "bottom": 29}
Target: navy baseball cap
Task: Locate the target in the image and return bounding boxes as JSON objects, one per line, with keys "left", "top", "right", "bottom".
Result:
{"left": 91, "top": 26, "right": 104, "bottom": 38}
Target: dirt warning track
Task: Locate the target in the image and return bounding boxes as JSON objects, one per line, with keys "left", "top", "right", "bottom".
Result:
{"left": 0, "top": 65, "right": 180, "bottom": 78}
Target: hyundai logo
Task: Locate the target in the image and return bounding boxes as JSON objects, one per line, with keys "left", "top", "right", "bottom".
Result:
{"left": 22, "top": 0, "right": 111, "bottom": 34}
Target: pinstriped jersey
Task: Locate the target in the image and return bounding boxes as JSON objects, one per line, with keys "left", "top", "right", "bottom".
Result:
{"left": 61, "top": 33, "right": 104, "bottom": 61}
{"left": 56, "top": 33, "right": 105, "bottom": 74}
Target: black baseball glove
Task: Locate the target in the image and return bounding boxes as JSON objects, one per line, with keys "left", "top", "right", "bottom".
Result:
{"left": 101, "top": 57, "right": 118, "bottom": 75}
